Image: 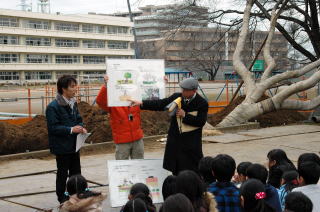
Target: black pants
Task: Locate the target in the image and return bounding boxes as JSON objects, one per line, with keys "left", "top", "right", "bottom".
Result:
{"left": 55, "top": 152, "right": 81, "bottom": 203}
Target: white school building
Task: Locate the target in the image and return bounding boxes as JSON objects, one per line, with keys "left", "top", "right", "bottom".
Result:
{"left": 0, "top": 8, "right": 135, "bottom": 84}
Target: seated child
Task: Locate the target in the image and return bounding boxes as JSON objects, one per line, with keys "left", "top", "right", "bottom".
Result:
{"left": 59, "top": 174, "right": 106, "bottom": 212}
{"left": 277, "top": 170, "right": 299, "bottom": 210}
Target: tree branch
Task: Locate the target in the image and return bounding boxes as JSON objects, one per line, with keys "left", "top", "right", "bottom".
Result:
{"left": 233, "top": 0, "right": 256, "bottom": 98}
{"left": 255, "top": 0, "right": 317, "bottom": 61}
{"left": 261, "top": 9, "right": 277, "bottom": 81}
{"left": 272, "top": 68, "right": 320, "bottom": 108}
{"left": 262, "top": 0, "right": 290, "bottom": 81}
{"left": 261, "top": 58, "right": 320, "bottom": 90}
{"left": 280, "top": 95, "right": 320, "bottom": 110}
{"left": 308, "top": 0, "right": 320, "bottom": 56}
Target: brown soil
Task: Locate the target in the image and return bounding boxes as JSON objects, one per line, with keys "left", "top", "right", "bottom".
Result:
{"left": 0, "top": 116, "right": 48, "bottom": 155}
{"left": 208, "top": 96, "right": 308, "bottom": 127}
{"left": 0, "top": 98, "right": 308, "bottom": 155}
{"left": 0, "top": 102, "right": 170, "bottom": 155}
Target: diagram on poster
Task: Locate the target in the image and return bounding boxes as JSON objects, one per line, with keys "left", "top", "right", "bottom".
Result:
{"left": 107, "top": 159, "right": 170, "bottom": 207}
{"left": 106, "top": 59, "right": 165, "bottom": 107}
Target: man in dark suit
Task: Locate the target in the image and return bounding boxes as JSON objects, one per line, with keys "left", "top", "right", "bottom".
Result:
{"left": 131, "top": 78, "right": 208, "bottom": 175}
{"left": 46, "top": 75, "right": 87, "bottom": 203}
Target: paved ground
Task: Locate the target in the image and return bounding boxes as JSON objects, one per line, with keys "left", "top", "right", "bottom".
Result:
{"left": 1, "top": 124, "right": 320, "bottom": 212}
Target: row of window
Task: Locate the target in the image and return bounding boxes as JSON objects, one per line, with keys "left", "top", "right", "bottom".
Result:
{"left": 0, "top": 71, "right": 106, "bottom": 81}
{"left": 0, "top": 71, "right": 19, "bottom": 80}
{"left": 0, "top": 36, "right": 128, "bottom": 49}
{"left": 166, "top": 51, "right": 225, "bottom": 58}
{"left": 0, "top": 16, "right": 130, "bottom": 34}
{"left": 0, "top": 54, "right": 131, "bottom": 64}
{"left": 0, "top": 35, "right": 18, "bottom": 45}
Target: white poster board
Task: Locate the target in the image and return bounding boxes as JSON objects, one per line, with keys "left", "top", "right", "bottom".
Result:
{"left": 107, "top": 159, "right": 170, "bottom": 207}
{"left": 106, "top": 59, "right": 165, "bottom": 107}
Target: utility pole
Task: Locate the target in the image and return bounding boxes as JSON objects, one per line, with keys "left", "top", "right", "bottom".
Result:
{"left": 127, "top": 0, "right": 139, "bottom": 59}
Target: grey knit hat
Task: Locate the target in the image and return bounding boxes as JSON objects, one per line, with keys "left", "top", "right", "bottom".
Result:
{"left": 179, "top": 78, "right": 199, "bottom": 90}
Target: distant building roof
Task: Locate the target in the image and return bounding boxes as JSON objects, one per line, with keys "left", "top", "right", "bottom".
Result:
{"left": 165, "top": 68, "right": 191, "bottom": 74}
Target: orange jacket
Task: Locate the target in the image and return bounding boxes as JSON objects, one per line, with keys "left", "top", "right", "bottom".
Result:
{"left": 96, "top": 85, "right": 143, "bottom": 144}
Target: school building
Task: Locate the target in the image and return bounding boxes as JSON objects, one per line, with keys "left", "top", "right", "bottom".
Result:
{"left": 0, "top": 8, "right": 135, "bottom": 84}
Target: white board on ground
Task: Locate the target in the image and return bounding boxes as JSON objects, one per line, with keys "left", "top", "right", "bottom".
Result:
{"left": 106, "top": 59, "right": 165, "bottom": 107}
{"left": 107, "top": 159, "right": 170, "bottom": 207}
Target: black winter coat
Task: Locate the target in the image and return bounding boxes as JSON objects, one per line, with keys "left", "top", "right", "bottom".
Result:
{"left": 268, "top": 163, "right": 297, "bottom": 188}
{"left": 142, "top": 92, "right": 208, "bottom": 175}
{"left": 46, "top": 94, "right": 83, "bottom": 155}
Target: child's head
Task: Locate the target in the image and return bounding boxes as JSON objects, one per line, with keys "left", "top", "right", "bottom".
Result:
{"left": 298, "top": 161, "right": 320, "bottom": 185}
{"left": 236, "top": 162, "right": 252, "bottom": 182}
{"left": 246, "top": 163, "right": 268, "bottom": 184}
{"left": 122, "top": 198, "right": 148, "bottom": 212}
{"left": 267, "top": 149, "right": 293, "bottom": 168}
{"left": 281, "top": 170, "right": 299, "bottom": 191}
{"left": 66, "top": 174, "right": 87, "bottom": 196}
{"left": 284, "top": 192, "right": 313, "bottom": 212}
{"left": 211, "top": 154, "right": 236, "bottom": 182}
{"left": 162, "top": 193, "right": 194, "bottom": 212}
{"left": 66, "top": 174, "right": 101, "bottom": 199}
{"left": 298, "top": 153, "right": 320, "bottom": 167}
{"left": 129, "top": 183, "right": 150, "bottom": 200}
{"left": 162, "top": 175, "right": 177, "bottom": 200}
{"left": 129, "top": 183, "right": 156, "bottom": 212}
{"left": 176, "top": 170, "right": 205, "bottom": 204}
{"left": 198, "top": 156, "right": 216, "bottom": 185}
{"left": 240, "top": 179, "right": 271, "bottom": 212}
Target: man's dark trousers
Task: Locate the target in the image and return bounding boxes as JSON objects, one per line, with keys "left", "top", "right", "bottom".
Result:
{"left": 55, "top": 152, "right": 81, "bottom": 203}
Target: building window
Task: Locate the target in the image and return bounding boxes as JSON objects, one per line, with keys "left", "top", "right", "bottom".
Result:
{"left": 0, "top": 35, "right": 18, "bottom": 45}
{"left": 55, "top": 22, "right": 79, "bottom": 31}
{"left": 56, "top": 71, "right": 78, "bottom": 79}
{"left": 83, "top": 40, "right": 105, "bottom": 48}
{"left": 107, "top": 26, "right": 128, "bottom": 34}
{"left": 0, "top": 72, "right": 19, "bottom": 80}
{"left": 26, "top": 54, "right": 50, "bottom": 63}
{"left": 0, "top": 17, "right": 18, "bottom": 27}
{"left": 25, "top": 20, "right": 50, "bottom": 29}
{"left": 83, "top": 56, "right": 105, "bottom": 64}
{"left": 55, "top": 39, "right": 79, "bottom": 47}
{"left": 83, "top": 71, "right": 104, "bottom": 81}
{"left": 0, "top": 54, "right": 19, "bottom": 63}
{"left": 25, "top": 72, "right": 52, "bottom": 80}
{"left": 26, "top": 37, "right": 51, "bottom": 46}
{"left": 82, "top": 24, "right": 104, "bottom": 33}
{"left": 108, "top": 41, "right": 128, "bottom": 49}
{"left": 107, "top": 55, "right": 132, "bottom": 59}
{"left": 56, "top": 55, "right": 80, "bottom": 64}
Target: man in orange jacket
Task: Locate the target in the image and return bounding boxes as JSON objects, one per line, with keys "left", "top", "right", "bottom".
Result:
{"left": 96, "top": 76, "right": 144, "bottom": 159}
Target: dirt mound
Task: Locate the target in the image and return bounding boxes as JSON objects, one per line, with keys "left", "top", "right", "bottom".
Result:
{"left": 208, "top": 96, "right": 307, "bottom": 127}
{"left": 0, "top": 97, "right": 308, "bottom": 155}
{"left": 141, "top": 111, "right": 170, "bottom": 135}
{"left": 0, "top": 102, "right": 170, "bottom": 155}
{"left": 0, "top": 115, "right": 48, "bottom": 155}
{"left": 77, "top": 102, "right": 112, "bottom": 144}
{"left": 77, "top": 102, "right": 170, "bottom": 143}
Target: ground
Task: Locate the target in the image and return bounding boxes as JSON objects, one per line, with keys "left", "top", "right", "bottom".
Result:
{"left": 0, "top": 124, "right": 319, "bottom": 212}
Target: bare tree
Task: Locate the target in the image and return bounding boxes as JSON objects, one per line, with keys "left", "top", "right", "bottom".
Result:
{"left": 217, "top": 0, "right": 320, "bottom": 127}
{"left": 211, "top": 0, "right": 320, "bottom": 63}
{"left": 163, "top": 27, "right": 229, "bottom": 80}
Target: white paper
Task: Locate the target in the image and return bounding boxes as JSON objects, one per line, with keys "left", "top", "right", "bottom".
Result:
{"left": 106, "top": 59, "right": 166, "bottom": 107}
{"left": 76, "top": 133, "right": 91, "bottom": 152}
{"left": 107, "top": 159, "right": 170, "bottom": 207}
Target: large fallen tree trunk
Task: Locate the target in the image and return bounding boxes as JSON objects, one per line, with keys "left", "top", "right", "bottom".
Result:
{"left": 218, "top": 0, "right": 320, "bottom": 127}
